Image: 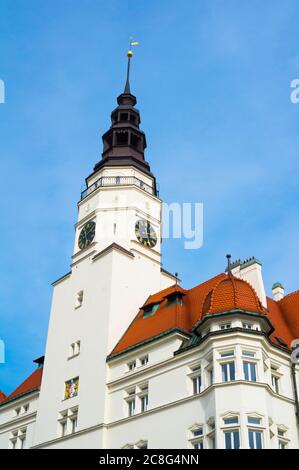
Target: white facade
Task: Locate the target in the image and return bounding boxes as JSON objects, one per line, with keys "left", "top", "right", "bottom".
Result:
{"left": 1, "top": 88, "right": 299, "bottom": 450}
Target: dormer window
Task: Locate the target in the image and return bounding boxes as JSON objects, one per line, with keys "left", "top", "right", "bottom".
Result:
{"left": 143, "top": 303, "right": 159, "bottom": 319}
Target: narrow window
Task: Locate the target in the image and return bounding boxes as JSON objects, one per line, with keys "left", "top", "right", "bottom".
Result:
{"left": 271, "top": 374, "right": 279, "bottom": 394}
{"left": 140, "top": 356, "right": 148, "bottom": 366}
{"left": 193, "top": 440, "right": 204, "bottom": 449}
{"left": 128, "top": 399, "right": 135, "bottom": 417}
{"left": 140, "top": 394, "right": 148, "bottom": 413}
{"left": 279, "top": 440, "right": 287, "bottom": 449}
{"left": 71, "top": 416, "right": 77, "bottom": 434}
{"left": 127, "top": 360, "right": 136, "bottom": 372}
{"left": 224, "top": 430, "right": 240, "bottom": 449}
{"left": 243, "top": 361, "right": 257, "bottom": 382}
{"left": 61, "top": 420, "right": 67, "bottom": 437}
{"left": 192, "top": 375, "right": 201, "bottom": 394}
{"left": 248, "top": 430, "right": 263, "bottom": 449}
{"left": 221, "top": 362, "right": 235, "bottom": 382}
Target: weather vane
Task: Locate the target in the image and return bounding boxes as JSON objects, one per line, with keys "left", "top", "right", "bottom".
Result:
{"left": 124, "top": 37, "right": 139, "bottom": 94}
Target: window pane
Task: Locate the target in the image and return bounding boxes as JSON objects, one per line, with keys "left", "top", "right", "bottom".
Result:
{"left": 229, "top": 362, "right": 235, "bottom": 380}
{"left": 250, "top": 363, "right": 257, "bottom": 382}
{"left": 225, "top": 432, "right": 232, "bottom": 449}
{"left": 248, "top": 431, "right": 254, "bottom": 449}
{"left": 243, "top": 362, "right": 249, "bottom": 381}
{"left": 222, "top": 364, "right": 228, "bottom": 382}
{"left": 256, "top": 431, "right": 262, "bottom": 449}
{"left": 233, "top": 431, "right": 240, "bottom": 449}
{"left": 248, "top": 417, "right": 261, "bottom": 425}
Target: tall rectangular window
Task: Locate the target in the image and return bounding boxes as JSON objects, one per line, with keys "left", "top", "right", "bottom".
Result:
{"left": 128, "top": 399, "right": 135, "bottom": 417}
{"left": 271, "top": 374, "right": 279, "bottom": 393}
{"left": 243, "top": 361, "right": 257, "bottom": 382}
{"left": 192, "top": 375, "right": 201, "bottom": 394}
{"left": 193, "top": 441, "right": 204, "bottom": 449}
{"left": 224, "top": 430, "right": 240, "bottom": 449}
{"left": 248, "top": 430, "right": 263, "bottom": 449}
{"left": 140, "top": 394, "right": 148, "bottom": 413}
{"left": 221, "top": 362, "right": 235, "bottom": 382}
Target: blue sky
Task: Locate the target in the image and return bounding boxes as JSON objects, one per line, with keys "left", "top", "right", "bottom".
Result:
{"left": 0, "top": 0, "right": 298, "bottom": 394}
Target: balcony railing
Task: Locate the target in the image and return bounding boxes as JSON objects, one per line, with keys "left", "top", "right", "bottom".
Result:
{"left": 81, "top": 176, "right": 156, "bottom": 200}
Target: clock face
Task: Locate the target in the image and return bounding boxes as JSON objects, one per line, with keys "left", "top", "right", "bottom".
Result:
{"left": 78, "top": 221, "right": 96, "bottom": 250}
{"left": 135, "top": 219, "right": 157, "bottom": 248}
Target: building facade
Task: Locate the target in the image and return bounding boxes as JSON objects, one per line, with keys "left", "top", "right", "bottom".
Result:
{"left": 1, "top": 64, "right": 299, "bottom": 449}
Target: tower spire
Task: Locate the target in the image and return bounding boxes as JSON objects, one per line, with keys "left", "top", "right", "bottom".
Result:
{"left": 124, "top": 39, "right": 139, "bottom": 94}
{"left": 124, "top": 50, "right": 132, "bottom": 94}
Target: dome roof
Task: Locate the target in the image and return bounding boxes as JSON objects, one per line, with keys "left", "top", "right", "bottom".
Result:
{"left": 201, "top": 275, "right": 265, "bottom": 317}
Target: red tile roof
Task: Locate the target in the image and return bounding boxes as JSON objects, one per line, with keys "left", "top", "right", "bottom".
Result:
{"left": 201, "top": 276, "right": 265, "bottom": 316}
{"left": 0, "top": 390, "right": 7, "bottom": 403}
{"left": 111, "top": 272, "right": 297, "bottom": 357}
{"left": 1, "top": 367, "right": 43, "bottom": 405}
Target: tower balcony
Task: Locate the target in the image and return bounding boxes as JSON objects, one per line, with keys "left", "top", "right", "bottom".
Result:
{"left": 81, "top": 175, "right": 157, "bottom": 200}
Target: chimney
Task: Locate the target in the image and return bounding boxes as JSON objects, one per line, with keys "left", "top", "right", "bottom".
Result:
{"left": 230, "top": 257, "right": 267, "bottom": 308}
{"left": 272, "top": 282, "right": 284, "bottom": 301}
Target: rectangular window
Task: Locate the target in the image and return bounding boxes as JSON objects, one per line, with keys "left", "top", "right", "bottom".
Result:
{"left": 127, "top": 361, "right": 136, "bottom": 371}
{"left": 242, "top": 323, "right": 253, "bottom": 329}
{"left": 243, "top": 361, "right": 257, "bottom": 382}
{"left": 140, "top": 394, "right": 148, "bottom": 413}
{"left": 192, "top": 427, "right": 203, "bottom": 437}
{"left": 224, "top": 430, "right": 240, "bottom": 449}
{"left": 192, "top": 375, "right": 201, "bottom": 394}
{"left": 220, "top": 351, "right": 234, "bottom": 357}
{"left": 271, "top": 375, "right": 279, "bottom": 393}
{"left": 128, "top": 399, "right": 135, "bottom": 417}
{"left": 221, "top": 362, "right": 235, "bottom": 382}
{"left": 224, "top": 416, "right": 239, "bottom": 425}
{"left": 279, "top": 440, "right": 287, "bottom": 449}
{"left": 220, "top": 323, "right": 231, "bottom": 330}
{"left": 248, "top": 417, "right": 261, "bottom": 425}
{"left": 61, "top": 420, "right": 67, "bottom": 437}
{"left": 248, "top": 430, "right": 263, "bottom": 449}
{"left": 140, "top": 356, "right": 148, "bottom": 366}
{"left": 193, "top": 440, "right": 204, "bottom": 449}
{"left": 71, "top": 416, "right": 77, "bottom": 434}
{"left": 208, "top": 368, "right": 213, "bottom": 385}
{"left": 242, "top": 350, "right": 255, "bottom": 358}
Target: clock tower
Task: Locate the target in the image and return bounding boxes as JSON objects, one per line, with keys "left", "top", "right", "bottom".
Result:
{"left": 33, "top": 52, "right": 176, "bottom": 447}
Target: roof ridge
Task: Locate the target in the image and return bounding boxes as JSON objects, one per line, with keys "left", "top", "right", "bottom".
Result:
{"left": 279, "top": 289, "right": 299, "bottom": 302}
